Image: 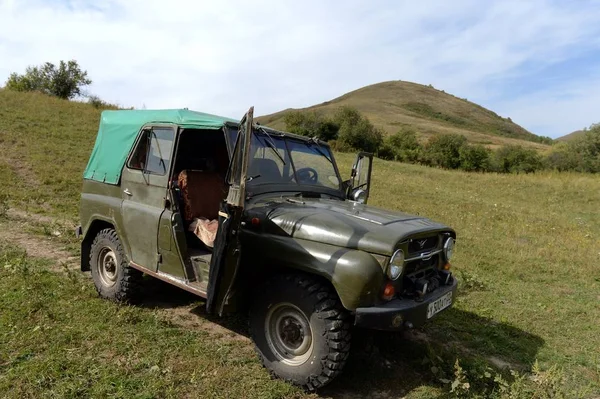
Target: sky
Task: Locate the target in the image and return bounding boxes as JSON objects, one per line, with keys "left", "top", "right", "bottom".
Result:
{"left": 1, "top": 0, "right": 599, "bottom": 138}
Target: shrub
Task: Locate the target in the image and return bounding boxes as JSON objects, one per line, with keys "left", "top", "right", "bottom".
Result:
{"left": 334, "top": 106, "right": 383, "bottom": 153}
{"left": 545, "top": 142, "right": 581, "bottom": 171}
{"left": 383, "top": 128, "right": 422, "bottom": 162}
{"left": 423, "top": 134, "right": 468, "bottom": 169}
{"left": 542, "top": 124, "right": 599, "bottom": 173}
{"left": 87, "top": 95, "right": 118, "bottom": 110}
{"left": 571, "top": 125, "right": 600, "bottom": 172}
{"left": 492, "top": 145, "right": 542, "bottom": 173}
{"left": 5, "top": 60, "right": 91, "bottom": 100}
{"left": 327, "top": 139, "right": 353, "bottom": 152}
{"left": 283, "top": 111, "right": 339, "bottom": 141}
{"left": 459, "top": 144, "right": 491, "bottom": 172}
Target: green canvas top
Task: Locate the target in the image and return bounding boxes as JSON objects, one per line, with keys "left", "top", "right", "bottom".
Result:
{"left": 83, "top": 109, "right": 237, "bottom": 185}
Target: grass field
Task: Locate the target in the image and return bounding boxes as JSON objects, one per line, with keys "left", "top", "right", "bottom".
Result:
{"left": 1, "top": 90, "right": 599, "bottom": 398}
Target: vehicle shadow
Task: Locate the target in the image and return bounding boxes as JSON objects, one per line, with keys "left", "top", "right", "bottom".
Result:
{"left": 321, "top": 308, "right": 545, "bottom": 398}
{"left": 137, "top": 281, "right": 544, "bottom": 398}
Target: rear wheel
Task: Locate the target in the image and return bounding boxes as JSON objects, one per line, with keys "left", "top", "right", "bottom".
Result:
{"left": 250, "top": 274, "right": 351, "bottom": 391}
{"left": 90, "top": 228, "right": 142, "bottom": 302}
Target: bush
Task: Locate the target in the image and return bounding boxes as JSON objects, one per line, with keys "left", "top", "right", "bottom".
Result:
{"left": 283, "top": 111, "right": 339, "bottom": 141}
{"left": 380, "top": 128, "right": 423, "bottom": 162}
{"left": 423, "top": 134, "right": 468, "bottom": 169}
{"left": 5, "top": 60, "right": 91, "bottom": 100}
{"left": 459, "top": 144, "right": 491, "bottom": 172}
{"left": 542, "top": 124, "right": 599, "bottom": 173}
{"left": 545, "top": 142, "right": 581, "bottom": 171}
{"left": 570, "top": 125, "right": 600, "bottom": 172}
{"left": 492, "top": 145, "right": 542, "bottom": 173}
{"left": 334, "top": 106, "right": 383, "bottom": 153}
{"left": 87, "top": 95, "right": 118, "bottom": 110}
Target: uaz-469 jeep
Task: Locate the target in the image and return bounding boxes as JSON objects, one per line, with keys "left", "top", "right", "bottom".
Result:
{"left": 78, "top": 107, "right": 457, "bottom": 390}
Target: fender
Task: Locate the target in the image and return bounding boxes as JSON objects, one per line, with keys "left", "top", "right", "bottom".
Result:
{"left": 80, "top": 186, "right": 130, "bottom": 270}
{"left": 242, "top": 231, "right": 384, "bottom": 310}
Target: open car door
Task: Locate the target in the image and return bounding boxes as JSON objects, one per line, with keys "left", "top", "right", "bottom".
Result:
{"left": 349, "top": 152, "right": 373, "bottom": 204}
{"left": 206, "top": 107, "right": 254, "bottom": 315}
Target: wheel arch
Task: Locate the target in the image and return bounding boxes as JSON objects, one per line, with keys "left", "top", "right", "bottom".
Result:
{"left": 81, "top": 217, "right": 123, "bottom": 271}
{"left": 241, "top": 233, "right": 384, "bottom": 311}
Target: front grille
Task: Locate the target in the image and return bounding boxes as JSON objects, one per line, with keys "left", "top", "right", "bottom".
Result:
{"left": 408, "top": 235, "right": 438, "bottom": 254}
{"left": 404, "top": 254, "right": 439, "bottom": 275}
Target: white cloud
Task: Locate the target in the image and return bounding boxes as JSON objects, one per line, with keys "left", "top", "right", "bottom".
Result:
{"left": 1, "top": 0, "right": 599, "bottom": 137}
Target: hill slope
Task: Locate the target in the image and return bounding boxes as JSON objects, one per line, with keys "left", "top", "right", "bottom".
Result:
{"left": 556, "top": 129, "right": 585, "bottom": 142}
{"left": 257, "top": 81, "right": 551, "bottom": 150}
{"left": 0, "top": 88, "right": 100, "bottom": 219}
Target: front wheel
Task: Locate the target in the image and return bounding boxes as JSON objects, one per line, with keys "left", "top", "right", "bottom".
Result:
{"left": 249, "top": 274, "right": 351, "bottom": 391}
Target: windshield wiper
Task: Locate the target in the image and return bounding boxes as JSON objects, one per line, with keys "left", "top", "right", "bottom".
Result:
{"left": 306, "top": 137, "right": 333, "bottom": 165}
{"left": 257, "top": 127, "right": 286, "bottom": 166}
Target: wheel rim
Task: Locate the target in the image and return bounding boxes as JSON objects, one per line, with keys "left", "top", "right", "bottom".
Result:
{"left": 265, "top": 303, "right": 313, "bottom": 366}
{"left": 97, "top": 247, "right": 118, "bottom": 287}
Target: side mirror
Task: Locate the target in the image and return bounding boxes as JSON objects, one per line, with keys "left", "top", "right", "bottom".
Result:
{"left": 348, "top": 152, "right": 373, "bottom": 204}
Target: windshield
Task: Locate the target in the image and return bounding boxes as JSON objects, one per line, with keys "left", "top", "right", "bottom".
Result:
{"left": 246, "top": 131, "right": 341, "bottom": 191}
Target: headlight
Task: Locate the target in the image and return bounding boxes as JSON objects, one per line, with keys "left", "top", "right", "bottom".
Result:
{"left": 350, "top": 188, "right": 367, "bottom": 204}
{"left": 387, "top": 249, "right": 404, "bottom": 280}
{"left": 443, "top": 237, "right": 455, "bottom": 261}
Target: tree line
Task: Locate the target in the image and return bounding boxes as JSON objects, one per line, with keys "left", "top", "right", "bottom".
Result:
{"left": 284, "top": 108, "right": 600, "bottom": 174}
{"left": 5, "top": 60, "right": 598, "bottom": 174}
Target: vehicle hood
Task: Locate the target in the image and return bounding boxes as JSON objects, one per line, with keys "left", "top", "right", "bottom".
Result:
{"left": 250, "top": 197, "right": 453, "bottom": 255}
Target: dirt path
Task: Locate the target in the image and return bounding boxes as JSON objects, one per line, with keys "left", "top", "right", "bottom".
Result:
{"left": 0, "top": 217, "right": 78, "bottom": 271}
{"left": 0, "top": 208, "right": 251, "bottom": 344}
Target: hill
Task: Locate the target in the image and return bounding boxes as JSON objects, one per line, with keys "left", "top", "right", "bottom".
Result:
{"left": 556, "top": 129, "right": 585, "bottom": 142}
{"left": 0, "top": 89, "right": 599, "bottom": 397}
{"left": 257, "top": 81, "right": 551, "bottom": 150}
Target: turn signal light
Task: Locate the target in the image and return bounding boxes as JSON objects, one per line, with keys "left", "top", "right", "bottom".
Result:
{"left": 382, "top": 282, "right": 395, "bottom": 301}
{"left": 443, "top": 263, "right": 452, "bottom": 271}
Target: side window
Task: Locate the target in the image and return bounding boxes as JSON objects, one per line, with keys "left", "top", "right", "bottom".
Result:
{"left": 127, "top": 127, "right": 174, "bottom": 175}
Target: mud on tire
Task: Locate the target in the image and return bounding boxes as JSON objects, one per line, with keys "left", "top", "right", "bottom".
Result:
{"left": 90, "top": 228, "right": 142, "bottom": 302}
{"left": 249, "top": 274, "right": 352, "bottom": 391}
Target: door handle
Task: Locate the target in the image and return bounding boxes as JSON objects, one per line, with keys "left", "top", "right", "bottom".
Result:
{"left": 123, "top": 189, "right": 132, "bottom": 196}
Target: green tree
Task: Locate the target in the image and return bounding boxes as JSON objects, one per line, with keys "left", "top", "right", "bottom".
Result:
{"left": 492, "top": 145, "right": 542, "bottom": 173}
{"left": 5, "top": 60, "right": 91, "bottom": 99}
{"left": 544, "top": 123, "right": 600, "bottom": 173}
{"left": 333, "top": 106, "right": 383, "bottom": 153}
{"left": 459, "top": 144, "right": 491, "bottom": 172}
{"left": 379, "top": 128, "right": 422, "bottom": 162}
{"left": 283, "top": 111, "right": 339, "bottom": 141}
{"left": 423, "top": 134, "right": 467, "bottom": 169}
{"left": 572, "top": 124, "right": 600, "bottom": 172}
{"left": 545, "top": 142, "right": 582, "bottom": 171}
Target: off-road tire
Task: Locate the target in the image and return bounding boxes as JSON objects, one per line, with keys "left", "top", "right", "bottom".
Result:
{"left": 90, "top": 228, "right": 142, "bottom": 302}
{"left": 249, "top": 274, "right": 352, "bottom": 391}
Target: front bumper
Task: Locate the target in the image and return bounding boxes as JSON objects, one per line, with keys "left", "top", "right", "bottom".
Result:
{"left": 354, "top": 277, "right": 458, "bottom": 330}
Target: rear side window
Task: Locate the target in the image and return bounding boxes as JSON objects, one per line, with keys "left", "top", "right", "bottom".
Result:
{"left": 128, "top": 127, "right": 174, "bottom": 175}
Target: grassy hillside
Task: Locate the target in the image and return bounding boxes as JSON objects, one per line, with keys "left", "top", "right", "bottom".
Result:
{"left": 1, "top": 90, "right": 599, "bottom": 398}
{"left": 257, "top": 81, "right": 551, "bottom": 151}
{"left": 0, "top": 89, "right": 100, "bottom": 220}
{"left": 557, "top": 129, "right": 585, "bottom": 142}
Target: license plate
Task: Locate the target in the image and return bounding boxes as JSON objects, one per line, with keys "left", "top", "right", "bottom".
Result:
{"left": 427, "top": 291, "right": 453, "bottom": 319}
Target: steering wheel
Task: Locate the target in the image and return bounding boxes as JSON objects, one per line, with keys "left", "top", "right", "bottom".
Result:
{"left": 293, "top": 167, "right": 319, "bottom": 183}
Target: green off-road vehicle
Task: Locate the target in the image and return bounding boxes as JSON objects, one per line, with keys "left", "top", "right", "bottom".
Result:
{"left": 78, "top": 107, "right": 457, "bottom": 390}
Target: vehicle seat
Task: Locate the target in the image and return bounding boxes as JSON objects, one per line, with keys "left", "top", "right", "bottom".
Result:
{"left": 177, "top": 170, "right": 226, "bottom": 222}
{"left": 248, "top": 158, "right": 282, "bottom": 183}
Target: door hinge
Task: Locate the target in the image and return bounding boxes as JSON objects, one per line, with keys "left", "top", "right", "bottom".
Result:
{"left": 156, "top": 253, "right": 162, "bottom": 264}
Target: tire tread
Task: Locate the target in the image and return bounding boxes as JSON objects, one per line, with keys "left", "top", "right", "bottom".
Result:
{"left": 250, "top": 273, "right": 351, "bottom": 391}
